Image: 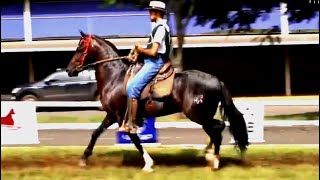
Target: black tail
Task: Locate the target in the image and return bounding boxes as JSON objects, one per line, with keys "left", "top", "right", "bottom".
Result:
{"left": 219, "top": 81, "right": 249, "bottom": 152}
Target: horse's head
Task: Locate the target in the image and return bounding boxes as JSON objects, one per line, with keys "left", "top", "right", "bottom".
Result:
{"left": 66, "top": 31, "right": 96, "bottom": 77}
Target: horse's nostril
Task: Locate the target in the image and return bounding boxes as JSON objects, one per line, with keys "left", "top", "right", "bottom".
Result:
{"left": 66, "top": 69, "right": 69, "bottom": 73}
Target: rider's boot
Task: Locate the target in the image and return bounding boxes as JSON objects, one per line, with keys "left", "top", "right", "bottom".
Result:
{"left": 129, "top": 98, "right": 138, "bottom": 134}
{"left": 119, "top": 99, "right": 131, "bottom": 132}
{"left": 119, "top": 98, "right": 138, "bottom": 133}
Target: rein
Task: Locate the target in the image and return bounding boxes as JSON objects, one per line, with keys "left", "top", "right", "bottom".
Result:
{"left": 76, "top": 55, "right": 130, "bottom": 71}
{"left": 76, "top": 34, "right": 137, "bottom": 72}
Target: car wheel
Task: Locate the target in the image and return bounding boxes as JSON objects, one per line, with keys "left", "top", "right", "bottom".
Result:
{"left": 21, "top": 94, "right": 38, "bottom": 101}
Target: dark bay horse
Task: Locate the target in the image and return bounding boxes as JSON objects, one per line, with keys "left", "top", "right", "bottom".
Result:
{"left": 66, "top": 31, "right": 249, "bottom": 171}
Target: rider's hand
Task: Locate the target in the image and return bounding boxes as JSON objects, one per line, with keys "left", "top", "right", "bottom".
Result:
{"left": 129, "top": 54, "right": 137, "bottom": 63}
{"left": 135, "top": 43, "right": 142, "bottom": 53}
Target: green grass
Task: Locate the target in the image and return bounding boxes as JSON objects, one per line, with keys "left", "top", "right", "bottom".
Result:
{"left": 1, "top": 145, "right": 319, "bottom": 180}
{"left": 2, "top": 165, "right": 318, "bottom": 180}
{"left": 265, "top": 112, "right": 319, "bottom": 120}
{"left": 37, "top": 111, "right": 319, "bottom": 123}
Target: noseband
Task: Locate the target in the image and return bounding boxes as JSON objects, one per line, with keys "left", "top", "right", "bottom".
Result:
{"left": 75, "top": 35, "right": 134, "bottom": 71}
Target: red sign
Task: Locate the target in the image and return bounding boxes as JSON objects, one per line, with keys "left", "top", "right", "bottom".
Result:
{"left": 1, "top": 108, "right": 21, "bottom": 130}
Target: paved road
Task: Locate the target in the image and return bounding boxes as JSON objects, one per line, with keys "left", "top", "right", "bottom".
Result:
{"left": 26, "top": 126, "right": 319, "bottom": 146}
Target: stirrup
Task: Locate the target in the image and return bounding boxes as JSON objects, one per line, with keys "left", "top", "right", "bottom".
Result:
{"left": 129, "top": 125, "right": 138, "bottom": 134}
{"left": 118, "top": 125, "right": 130, "bottom": 132}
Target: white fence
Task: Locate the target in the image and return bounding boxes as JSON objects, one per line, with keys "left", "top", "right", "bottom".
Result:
{"left": 2, "top": 100, "right": 318, "bottom": 145}
{"left": 33, "top": 99, "right": 318, "bottom": 144}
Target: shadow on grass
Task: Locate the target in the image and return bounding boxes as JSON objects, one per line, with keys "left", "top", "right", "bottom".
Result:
{"left": 120, "top": 149, "right": 254, "bottom": 169}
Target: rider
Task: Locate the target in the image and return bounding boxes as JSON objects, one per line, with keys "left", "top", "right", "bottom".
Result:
{"left": 119, "top": 1, "right": 172, "bottom": 133}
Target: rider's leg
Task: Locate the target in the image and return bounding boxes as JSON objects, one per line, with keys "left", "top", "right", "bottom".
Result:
{"left": 119, "top": 57, "right": 164, "bottom": 133}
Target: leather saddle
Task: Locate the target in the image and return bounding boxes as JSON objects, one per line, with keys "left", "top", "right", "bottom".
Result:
{"left": 124, "top": 60, "right": 175, "bottom": 101}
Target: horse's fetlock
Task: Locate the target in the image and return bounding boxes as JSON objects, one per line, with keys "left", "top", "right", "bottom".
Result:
{"left": 84, "top": 149, "right": 93, "bottom": 157}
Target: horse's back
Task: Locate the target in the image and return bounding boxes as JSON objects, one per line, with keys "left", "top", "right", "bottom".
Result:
{"left": 174, "top": 69, "right": 221, "bottom": 91}
{"left": 171, "top": 69, "right": 222, "bottom": 111}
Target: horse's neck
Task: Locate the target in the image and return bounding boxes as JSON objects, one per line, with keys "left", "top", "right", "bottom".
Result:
{"left": 94, "top": 47, "right": 128, "bottom": 95}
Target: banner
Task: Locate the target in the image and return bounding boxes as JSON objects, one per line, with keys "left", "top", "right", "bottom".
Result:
{"left": 116, "top": 117, "right": 158, "bottom": 144}
{"left": 1, "top": 102, "right": 39, "bottom": 145}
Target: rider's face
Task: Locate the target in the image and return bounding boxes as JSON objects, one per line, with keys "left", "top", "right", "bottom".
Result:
{"left": 149, "top": 10, "right": 158, "bottom": 22}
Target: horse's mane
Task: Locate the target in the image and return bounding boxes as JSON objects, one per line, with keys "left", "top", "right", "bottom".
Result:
{"left": 92, "top": 34, "right": 128, "bottom": 70}
{"left": 93, "top": 35, "right": 120, "bottom": 55}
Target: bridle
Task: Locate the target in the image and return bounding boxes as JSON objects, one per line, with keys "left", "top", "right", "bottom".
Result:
{"left": 75, "top": 34, "right": 134, "bottom": 71}
{"left": 79, "top": 34, "right": 92, "bottom": 66}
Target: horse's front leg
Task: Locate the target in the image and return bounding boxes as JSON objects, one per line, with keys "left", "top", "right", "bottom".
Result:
{"left": 79, "top": 113, "right": 115, "bottom": 167}
{"left": 128, "top": 133, "right": 154, "bottom": 172}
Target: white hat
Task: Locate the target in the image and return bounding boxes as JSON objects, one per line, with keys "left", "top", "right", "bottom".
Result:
{"left": 146, "top": 1, "right": 166, "bottom": 12}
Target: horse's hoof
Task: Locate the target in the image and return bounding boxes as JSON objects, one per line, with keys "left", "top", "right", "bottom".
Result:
{"left": 213, "top": 157, "right": 220, "bottom": 170}
{"left": 142, "top": 167, "right": 154, "bottom": 173}
{"left": 206, "top": 154, "right": 220, "bottom": 170}
{"left": 79, "top": 158, "right": 87, "bottom": 167}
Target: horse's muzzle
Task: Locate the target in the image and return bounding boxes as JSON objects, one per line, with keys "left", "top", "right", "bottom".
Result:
{"left": 66, "top": 69, "right": 79, "bottom": 77}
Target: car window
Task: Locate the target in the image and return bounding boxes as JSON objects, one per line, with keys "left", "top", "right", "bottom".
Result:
{"left": 50, "top": 72, "right": 69, "bottom": 81}
{"left": 77, "top": 71, "right": 91, "bottom": 81}
{"left": 45, "top": 71, "right": 90, "bottom": 82}
{"left": 80, "top": 69, "right": 96, "bottom": 80}
{"left": 88, "top": 70, "right": 96, "bottom": 80}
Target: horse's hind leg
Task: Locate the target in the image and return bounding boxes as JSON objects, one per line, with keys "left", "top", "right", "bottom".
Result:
{"left": 128, "top": 133, "right": 154, "bottom": 172}
{"left": 79, "top": 114, "right": 115, "bottom": 167}
{"left": 202, "top": 119, "right": 225, "bottom": 170}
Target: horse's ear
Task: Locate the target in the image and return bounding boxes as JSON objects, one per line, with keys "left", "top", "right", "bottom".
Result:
{"left": 79, "top": 30, "right": 87, "bottom": 37}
